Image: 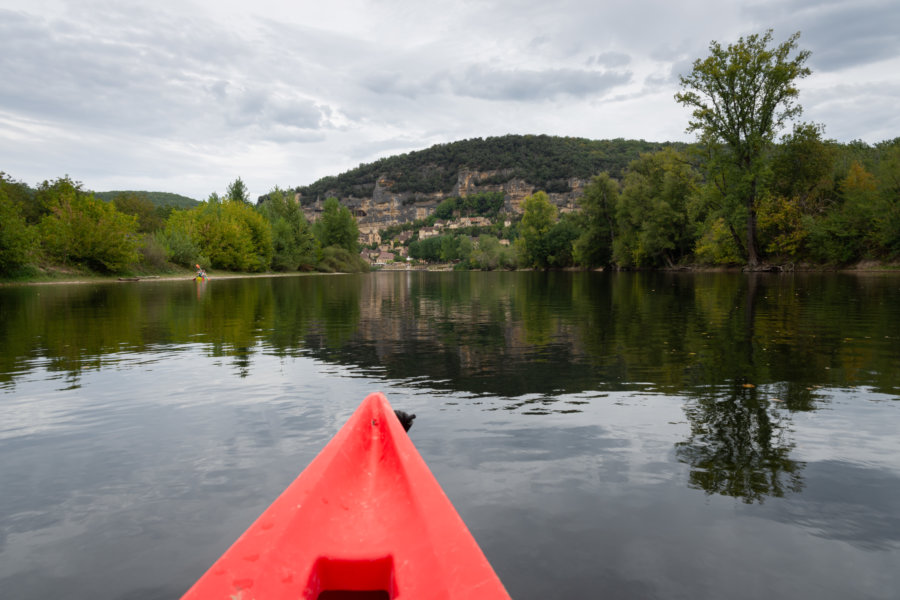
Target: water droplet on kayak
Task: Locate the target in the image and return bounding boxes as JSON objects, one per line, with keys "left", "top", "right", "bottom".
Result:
{"left": 243, "top": 553, "right": 260, "bottom": 562}
{"left": 261, "top": 522, "right": 274, "bottom": 530}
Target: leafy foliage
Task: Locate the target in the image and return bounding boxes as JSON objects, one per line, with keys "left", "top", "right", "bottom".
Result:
{"left": 0, "top": 175, "right": 37, "bottom": 275}
{"left": 517, "top": 191, "right": 558, "bottom": 269}
{"left": 676, "top": 30, "right": 812, "bottom": 266}
{"left": 258, "top": 187, "right": 317, "bottom": 271}
{"left": 468, "top": 235, "right": 516, "bottom": 270}
{"left": 226, "top": 177, "right": 250, "bottom": 204}
{"left": 161, "top": 196, "right": 272, "bottom": 271}
{"left": 38, "top": 185, "right": 141, "bottom": 272}
{"left": 317, "top": 246, "right": 370, "bottom": 273}
{"left": 313, "top": 197, "right": 359, "bottom": 254}
{"left": 614, "top": 149, "right": 698, "bottom": 267}
{"left": 573, "top": 173, "right": 618, "bottom": 268}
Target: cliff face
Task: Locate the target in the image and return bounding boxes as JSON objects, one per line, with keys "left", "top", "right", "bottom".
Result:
{"left": 299, "top": 169, "right": 587, "bottom": 237}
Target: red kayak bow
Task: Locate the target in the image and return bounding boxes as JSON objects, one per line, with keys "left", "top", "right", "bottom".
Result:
{"left": 182, "top": 392, "right": 510, "bottom": 599}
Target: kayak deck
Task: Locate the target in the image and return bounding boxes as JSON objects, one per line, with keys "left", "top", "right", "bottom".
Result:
{"left": 182, "top": 392, "right": 509, "bottom": 599}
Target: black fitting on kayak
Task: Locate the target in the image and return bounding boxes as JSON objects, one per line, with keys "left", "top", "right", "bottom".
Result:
{"left": 393, "top": 410, "right": 416, "bottom": 432}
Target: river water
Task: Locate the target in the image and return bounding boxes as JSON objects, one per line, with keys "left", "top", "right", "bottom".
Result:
{"left": 1, "top": 271, "right": 899, "bottom": 599}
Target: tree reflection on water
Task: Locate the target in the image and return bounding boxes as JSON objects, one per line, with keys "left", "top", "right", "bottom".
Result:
{"left": 676, "top": 384, "right": 805, "bottom": 503}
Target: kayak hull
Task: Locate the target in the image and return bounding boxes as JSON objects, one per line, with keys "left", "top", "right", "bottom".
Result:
{"left": 182, "top": 392, "right": 509, "bottom": 599}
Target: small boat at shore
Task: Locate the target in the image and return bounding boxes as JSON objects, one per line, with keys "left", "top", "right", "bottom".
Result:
{"left": 182, "top": 392, "right": 509, "bottom": 599}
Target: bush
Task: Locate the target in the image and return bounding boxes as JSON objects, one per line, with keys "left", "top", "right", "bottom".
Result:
{"left": 157, "top": 224, "right": 202, "bottom": 267}
{"left": 139, "top": 234, "right": 169, "bottom": 269}
{"left": 317, "top": 246, "right": 370, "bottom": 273}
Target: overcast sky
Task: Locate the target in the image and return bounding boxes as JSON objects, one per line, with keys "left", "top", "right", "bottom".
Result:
{"left": 1, "top": 0, "right": 898, "bottom": 200}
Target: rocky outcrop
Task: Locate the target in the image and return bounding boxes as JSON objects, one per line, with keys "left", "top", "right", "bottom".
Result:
{"left": 298, "top": 169, "right": 588, "bottom": 234}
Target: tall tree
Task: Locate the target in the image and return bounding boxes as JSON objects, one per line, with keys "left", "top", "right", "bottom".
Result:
{"left": 226, "top": 177, "right": 250, "bottom": 204}
{"left": 258, "top": 187, "right": 317, "bottom": 271}
{"left": 516, "top": 191, "right": 557, "bottom": 269}
{"left": 614, "top": 149, "right": 698, "bottom": 268}
{"left": 573, "top": 173, "right": 618, "bottom": 268}
{"left": 314, "top": 197, "right": 359, "bottom": 253}
{"left": 676, "top": 30, "right": 811, "bottom": 268}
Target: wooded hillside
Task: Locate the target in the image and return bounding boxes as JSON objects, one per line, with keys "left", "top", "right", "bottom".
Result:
{"left": 295, "top": 135, "right": 687, "bottom": 200}
{"left": 93, "top": 190, "right": 200, "bottom": 209}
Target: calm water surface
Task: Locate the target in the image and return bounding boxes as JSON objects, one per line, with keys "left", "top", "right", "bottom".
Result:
{"left": 1, "top": 271, "right": 899, "bottom": 599}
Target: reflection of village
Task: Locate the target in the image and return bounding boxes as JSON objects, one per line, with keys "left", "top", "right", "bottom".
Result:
{"left": 357, "top": 216, "right": 512, "bottom": 268}
{"left": 335, "top": 272, "right": 592, "bottom": 395}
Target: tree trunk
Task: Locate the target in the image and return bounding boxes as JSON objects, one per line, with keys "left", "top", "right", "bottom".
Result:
{"left": 746, "top": 177, "right": 760, "bottom": 268}
{"left": 728, "top": 223, "right": 747, "bottom": 260}
{"left": 746, "top": 209, "right": 760, "bottom": 268}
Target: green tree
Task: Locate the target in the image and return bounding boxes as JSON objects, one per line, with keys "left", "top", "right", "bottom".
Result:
{"left": 757, "top": 123, "right": 836, "bottom": 259}
{"left": 469, "top": 235, "right": 515, "bottom": 270}
{"left": 226, "top": 177, "right": 250, "bottom": 204}
{"left": 676, "top": 30, "right": 812, "bottom": 268}
{"left": 434, "top": 198, "right": 456, "bottom": 220}
{"left": 159, "top": 210, "right": 206, "bottom": 267}
{"left": 807, "top": 161, "right": 880, "bottom": 263}
{"left": 259, "top": 187, "right": 317, "bottom": 271}
{"left": 614, "top": 149, "right": 698, "bottom": 267}
{"left": 314, "top": 197, "right": 359, "bottom": 253}
{"left": 517, "top": 191, "right": 558, "bottom": 269}
{"left": 440, "top": 234, "right": 460, "bottom": 261}
{"left": 39, "top": 188, "right": 140, "bottom": 272}
{"left": 545, "top": 213, "right": 582, "bottom": 268}
{"left": 573, "top": 173, "right": 618, "bottom": 267}
{"left": 0, "top": 176, "right": 37, "bottom": 275}
{"left": 873, "top": 139, "right": 900, "bottom": 257}
{"left": 409, "top": 236, "right": 443, "bottom": 261}
{"left": 162, "top": 195, "right": 272, "bottom": 271}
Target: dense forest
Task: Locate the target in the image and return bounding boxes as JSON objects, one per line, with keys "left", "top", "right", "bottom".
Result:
{"left": 294, "top": 135, "right": 685, "bottom": 200}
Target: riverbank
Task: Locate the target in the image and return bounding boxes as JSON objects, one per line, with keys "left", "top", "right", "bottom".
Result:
{"left": 4, "top": 259, "right": 899, "bottom": 287}
{"left": 0, "top": 267, "right": 328, "bottom": 287}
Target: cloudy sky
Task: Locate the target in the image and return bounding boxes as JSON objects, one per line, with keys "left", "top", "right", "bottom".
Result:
{"left": 1, "top": 0, "right": 898, "bottom": 200}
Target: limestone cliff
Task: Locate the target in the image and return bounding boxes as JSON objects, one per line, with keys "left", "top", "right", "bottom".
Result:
{"left": 299, "top": 168, "right": 587, "bottom": 237}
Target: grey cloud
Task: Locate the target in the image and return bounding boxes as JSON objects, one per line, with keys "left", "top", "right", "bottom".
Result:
{"left": 744, "top": 0, "right": 900, "bottom": 71}
{"left": 0, "top": 8, "right": 237, "bottom": 136}
{"left": 221, "top": 87, "right": 328, "bottom": 132}
{"left": 587, "top": 51, "right": 631, "bottom": 68}
{"left": 805, "top": 81, "right": 900, "bottom": 142}
{"left": 451, "top": 65, "right": 632, "bottom": 102}
{"left": 268, "top": 98, "right": 327, "bottom": 129}
{"left": 361, "top": 72, "right": 442, "bottom": 99}
{"left": 0, "top": 4, "right": 336, "bottom": 146}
